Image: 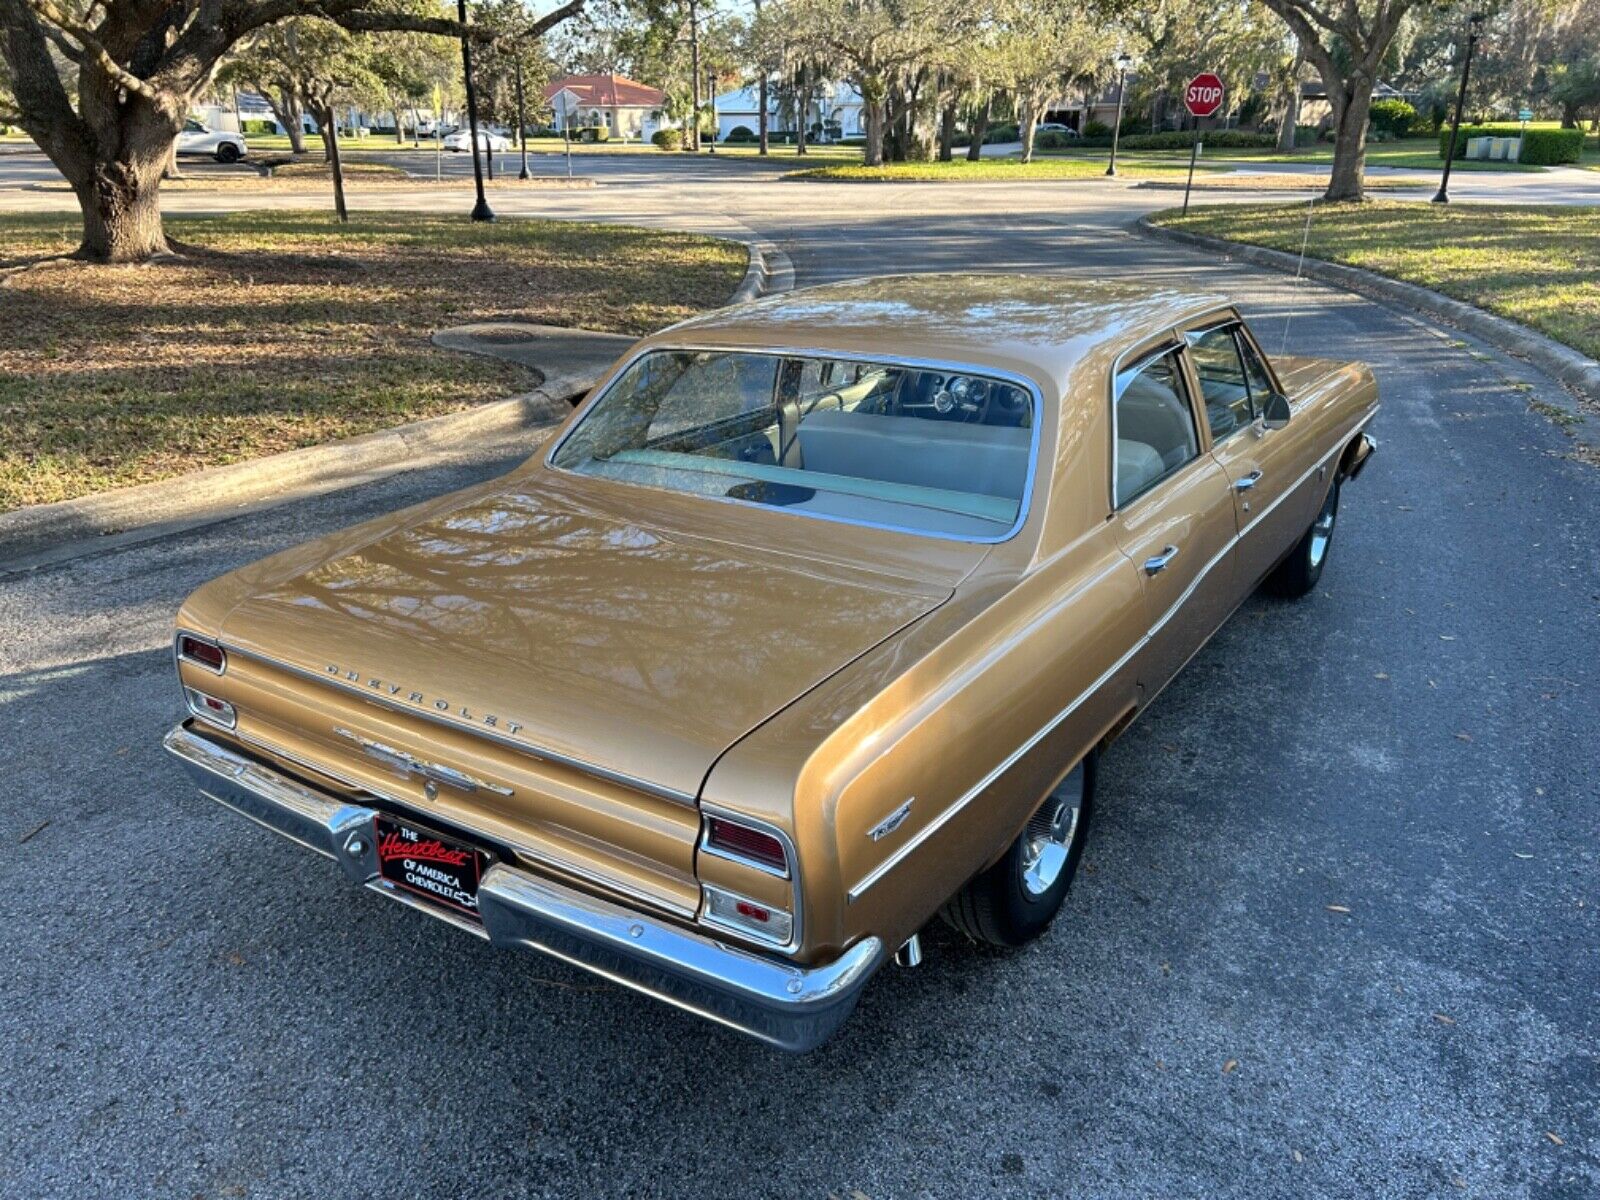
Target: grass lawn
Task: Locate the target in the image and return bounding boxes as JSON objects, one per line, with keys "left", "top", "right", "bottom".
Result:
{"left": 1149, "top": 201, "right": 1600, "bottom": 360}
{"left": 787, "top": 157, "right": 1215, "bottom": 181}
{"left": 0, "top": 211, "right": 744, "bottom": 511}
{"left": 1043, "top": 137, "right": 1545, "bottom": 173}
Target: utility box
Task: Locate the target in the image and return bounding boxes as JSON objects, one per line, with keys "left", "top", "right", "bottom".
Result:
{"left": 1467, "top": 136, "right": 1522, "bottom": 161}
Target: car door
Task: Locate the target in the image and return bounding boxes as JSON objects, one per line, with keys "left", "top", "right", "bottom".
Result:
{"left": 1184, "top": 319, "right": 1315, "bottom": 590}
{"left": 1108, "top": 342, "right": 1239, "bottom": 697}
{"left": 176, "top": 119, "right": 205, "bottom": 154}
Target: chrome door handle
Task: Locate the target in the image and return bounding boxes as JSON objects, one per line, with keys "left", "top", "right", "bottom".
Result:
{"left": 1143, "top": 545, "right": 1180, "bottom": 575}
{"left": 1234, "top": 470, "right": 1263, "bottom": 492}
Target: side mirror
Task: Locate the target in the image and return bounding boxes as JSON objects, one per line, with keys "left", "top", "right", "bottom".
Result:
{"left": 1261, "top": 391, "right": 1291, "bottom": 431}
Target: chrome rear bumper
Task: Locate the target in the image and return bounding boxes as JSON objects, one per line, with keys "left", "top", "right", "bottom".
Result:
{"left": 164, "top": 722, "right": 884, "bottom": 1051}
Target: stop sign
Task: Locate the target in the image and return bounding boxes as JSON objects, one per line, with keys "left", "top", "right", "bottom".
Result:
{"left": 1185, "top": 72, "right": 1224, "bottom": 118}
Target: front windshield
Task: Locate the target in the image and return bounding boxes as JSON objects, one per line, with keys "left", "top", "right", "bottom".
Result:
{"left": 549, "top": 349, "right": 1037, "bottom": 539}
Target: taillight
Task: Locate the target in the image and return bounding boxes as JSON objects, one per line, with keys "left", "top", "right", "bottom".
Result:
{"left": 177, "top": 633, "right": 226, "bottom": 673}
{"left": 703, "top": 884, "right": 793, "bottom": 946}
{"left": 185, "top": 686, "right": 236, "bottom": 729}
{"left": 704, "top": 816, "right": 789, "bottom": 875}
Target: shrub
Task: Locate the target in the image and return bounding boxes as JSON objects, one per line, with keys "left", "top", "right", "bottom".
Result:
{"left": 1112, "top": 129, "right": 1277, "bottom": 151}
{"left": 240, "top": 119, "right": 276, "bottom": 135}
{"left": 651, "top": 127, "right": 681, "bottom": 150}
{"left": 984, "top": 123, "right": 1019, "bottom": 143}
{"left": 724, "top": 125, "right": 756, "bottom": 143}
{"left": 1034, "top": 130, "right": 1076, "bottom": 149}
{"left": 1083, "top": 119, "right": 1111, "bottom": 139}
{"left": 580, "top": 125, "right": 610, "bottom": 143}
{"left": 1439, "top": 124, "right": 1583, "bottom": 164}
{"left": 1369, "top": 98, "right": 1416, "bottom": 138}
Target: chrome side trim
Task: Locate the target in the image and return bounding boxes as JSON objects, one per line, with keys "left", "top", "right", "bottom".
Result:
{"left": 544, "top": 342, "right": 1047, "bottom": 547}
{"left": 224, "top": 644, "right": 698, "bottom": 808}
{"left": 165, "top": 723, "right": 881, "bottom": 1052}
{"left": 847, "top": 409, "right": 1379, "bottom": 902}
{"left": 848, "top": 631, "right": 1147, "bottom": 903}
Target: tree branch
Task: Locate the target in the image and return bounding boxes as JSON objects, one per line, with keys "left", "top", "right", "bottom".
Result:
{"left": 20, "top": 0, "right": 160, "bottom": 98}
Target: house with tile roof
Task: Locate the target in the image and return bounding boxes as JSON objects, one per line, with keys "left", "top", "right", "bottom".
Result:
{"left": 544, "top": 75, "right": 672, "bottom": 142}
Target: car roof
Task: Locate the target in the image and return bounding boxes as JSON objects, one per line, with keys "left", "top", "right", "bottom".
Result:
{"left": 653, "top": 274, "right": 1232, "bottom": 400}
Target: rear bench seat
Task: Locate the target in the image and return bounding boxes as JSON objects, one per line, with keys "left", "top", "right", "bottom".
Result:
{"left": 796, "top": 410, "right": 1029, "bottom": 501}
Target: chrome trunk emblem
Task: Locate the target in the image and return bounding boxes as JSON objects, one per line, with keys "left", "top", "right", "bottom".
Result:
{"left": 332, "top": 727, "right": 513, "bottom": 796}
{"left": 869, "top": 798, "right": 914, "bottom": 842}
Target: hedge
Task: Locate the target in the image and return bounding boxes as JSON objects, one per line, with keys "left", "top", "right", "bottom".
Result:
{"left": 1439, "top": 124, "right": 1582, "bottom": 165}
{"left": 1368, "top": 98, "right": 1416, "bottom": 137}
{"left": 724, "top": 125, "right": 757, "bottom": 143}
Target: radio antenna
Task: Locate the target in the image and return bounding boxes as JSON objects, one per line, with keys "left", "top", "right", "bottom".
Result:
{"left": 1280, "top": 194, "right": 1316, "bottom": 356}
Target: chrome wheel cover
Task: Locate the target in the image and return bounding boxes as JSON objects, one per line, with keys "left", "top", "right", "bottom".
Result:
{"left": 1020, "top": 763, "right": 1084, "bottom": 899}
{"left": 1309, "top": 486, "right": 1338, "bottom": 569}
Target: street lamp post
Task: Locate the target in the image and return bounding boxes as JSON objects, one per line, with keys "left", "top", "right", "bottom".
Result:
{"left": 457, "top": 0, "right": 494, "bottom": 221}
{"left": 1434, "top": 12, "right": 1486, "bottom": 205}
{"left": 516, "top": 56, "right": 530, "bottom": 180}
{"left": 1106, "top": 51, "right": 1134, "bottom": 177}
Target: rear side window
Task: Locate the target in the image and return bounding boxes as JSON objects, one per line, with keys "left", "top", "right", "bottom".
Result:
{"left": 1114, "top": 349, "right": 1199, "bottom": 507}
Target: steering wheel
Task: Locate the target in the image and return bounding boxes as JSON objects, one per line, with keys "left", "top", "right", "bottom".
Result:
{"left": 895, "top": 374, "right": 990, "bottom": 423}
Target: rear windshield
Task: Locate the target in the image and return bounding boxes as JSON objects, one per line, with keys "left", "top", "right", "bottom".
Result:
{"left": 549, "top": 350, "right": 1036, "bottom": 539}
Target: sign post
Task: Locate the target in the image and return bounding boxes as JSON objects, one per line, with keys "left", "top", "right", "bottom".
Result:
{"left": 1182, "top": 72, "right": 1223, "bottom": 214}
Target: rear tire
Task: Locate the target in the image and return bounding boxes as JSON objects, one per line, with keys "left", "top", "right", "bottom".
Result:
{"left": 1264, "top": 477, "right": 1339, "bottom": 599}
{"left": 940, "top": 754, "right": 1096, "bottom": 948}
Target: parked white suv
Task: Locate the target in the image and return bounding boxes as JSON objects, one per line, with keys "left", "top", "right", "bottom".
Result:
{"left": 176, "top": 118, "right": 248, "bottom": 163}
{"left": 443, "top": 127, "right": 512, "bottom": 153}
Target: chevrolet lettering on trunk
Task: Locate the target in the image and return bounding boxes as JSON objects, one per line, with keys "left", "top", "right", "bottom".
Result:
{"left": 165, "top": 276, "right": 1377, "bottom": 1050}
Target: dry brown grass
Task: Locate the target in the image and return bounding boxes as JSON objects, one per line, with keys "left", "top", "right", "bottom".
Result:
{"left": 0, "top": 211, "right": 744, "bottom": 510}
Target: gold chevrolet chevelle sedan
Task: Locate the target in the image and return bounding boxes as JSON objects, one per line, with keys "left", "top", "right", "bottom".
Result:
{"left": 166, "top": 276, "right": 1377, "bottom": 1050}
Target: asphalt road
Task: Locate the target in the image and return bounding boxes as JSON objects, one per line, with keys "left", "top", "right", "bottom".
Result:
{"left": 1, "top": 174, "right": 1598, "bottom": 1200}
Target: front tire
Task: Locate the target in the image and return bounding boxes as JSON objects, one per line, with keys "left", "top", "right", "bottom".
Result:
{"left": 940, "top": 754, "right": 1096, "bottom": 948}
{"left": 215, "top": 142, "right": 242, "bottom": 164}
{"left": 1265, "top": 477, "right": 1340, "bottom": 599}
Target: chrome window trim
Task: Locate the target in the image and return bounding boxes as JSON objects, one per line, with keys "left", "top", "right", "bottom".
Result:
{"left": 222, "top": 644, "right": 699, "bottom": 809}
{"left": 849, "top": 409, "right": 1377, "bottom": 902}
{"left": 544, "top": 343, "right": 1046, "bottom": 546}
{"left": 698, "top": 801, "right": 803, "bottom": 954}
{"left": 1108, "top": 337, "right": 1203, "bottom": 511}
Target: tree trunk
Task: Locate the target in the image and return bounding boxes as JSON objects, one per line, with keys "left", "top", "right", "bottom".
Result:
{"left": 938, "top": 96, "right": 957, "bottom": 161}
{"left": 1276, "top": 83, "right": 1301, "bottom": 151}
{"left": 265, "top": 88, "right": 307, "bottom": 155}
{"left": 392, "top": 101, "right": 405, "bottom": 144}
{"left": 966, "top": 93, "right": 991, "bottom": 161}
{"left": 74, "top": 161, "right": 170, "bottom": 262}
{"left": 863, "top": 97, "right": 886, "bottom": 166}
{"left": 1019, "top": 99, "right": 1042, "bottom": 164}
{"left": 41, "top": 88, "right": 178, "bottom": 262}
{"left": 795, "top": 63, "right": 809, "bottom": 156}
{"left": 1323, "top": 72, "right": 1374, "bottom": 202}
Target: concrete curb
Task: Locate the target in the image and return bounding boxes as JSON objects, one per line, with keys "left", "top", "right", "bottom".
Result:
{"left": 0, "top": 224, "right": 788, "bottom": 573}
{"left": 0, "top": 377, "right": 579, "bottom": 575}
{"left": 1135, "top": 216, "right": 1600, "bottom": 403}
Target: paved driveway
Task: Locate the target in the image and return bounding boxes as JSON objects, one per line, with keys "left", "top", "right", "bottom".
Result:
{"left": 1, "top": 174, "right": 1597, "bottom": 1200}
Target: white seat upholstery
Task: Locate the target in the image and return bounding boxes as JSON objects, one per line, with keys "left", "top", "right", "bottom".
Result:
{"left": 1116, "top": 439, "right": 1166, "bottom": 506}
{"left": 796, "top": 410, "right": 1029, "bottom": 501}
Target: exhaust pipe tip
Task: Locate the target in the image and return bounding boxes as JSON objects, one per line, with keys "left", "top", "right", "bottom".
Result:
{"left": 894, "top": 933, "right": 923, "bottom": 968}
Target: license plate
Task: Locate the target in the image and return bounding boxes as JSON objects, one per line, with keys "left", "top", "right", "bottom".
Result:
{"left": 373, "top": 815, "right": 489, "bottom": 922}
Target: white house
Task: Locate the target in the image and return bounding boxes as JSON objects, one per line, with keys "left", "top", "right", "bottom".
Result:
{"left": 714, "top": 80, "right": 865, "bottom": 142}
{"left": 544, "top": 74, "right": 671, "bottom": 142}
